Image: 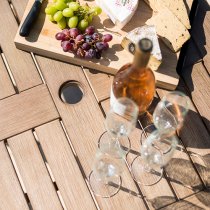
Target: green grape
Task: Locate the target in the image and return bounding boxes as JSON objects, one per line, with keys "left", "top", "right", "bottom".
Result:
{"left": 78, "top": 19, "right": 89, "bottom": 31}
{"left": 45, "top": 5, "right": 58, "bottom": 15}
{"left": 48, "top": 15, "right": 55, "bottom": 22}
{"left": 62, "top": 8, "right": 74, "bottom": 17}
{"left": 68, "top": 2, "right": 80, "bottom": 11}
{"left": 68, "top": 16, "right": 78, "bottom": 28}
{"left": 53, "top": 11, "right": 63, "bottom": 22}
{"left": 87, "top": 15, "right": 93, "bottom": 24}
{"left": 57, "top": 17, "right": 67, "bottom": 29}
{"left": 90, "top": 6, "right": 102, "bottom": 16}
{"left": 82, "top": 5, "right": 90, "bottom": 12}
{"left": 55, "top": 1, "right": 67, "bottom": 10}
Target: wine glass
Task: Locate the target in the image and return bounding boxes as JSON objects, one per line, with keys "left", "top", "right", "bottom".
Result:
{"left": 131, "top": 130, "right": 178, "bottom": 186}
{"left": 153, "top": 91, "right": 190, "bottom": 135}
{"left": 88, "top": 142, "right": 125, "bottom": 197}
{"left": 140, "top": 91, "right": 190, "bottom": 145}
{"left": 99, "top": 97, "right": 139, "bottom": 153}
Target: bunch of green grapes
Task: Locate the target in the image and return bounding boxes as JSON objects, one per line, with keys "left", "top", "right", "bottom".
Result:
{"left": 45, "top": 0, "right": 102, "bottom": 30}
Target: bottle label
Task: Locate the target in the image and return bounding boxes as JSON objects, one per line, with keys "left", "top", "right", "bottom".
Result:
{"left": 110, "top": 87, "right": 127, "bottom": 116}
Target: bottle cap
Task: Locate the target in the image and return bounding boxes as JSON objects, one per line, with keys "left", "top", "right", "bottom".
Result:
{"left": 138, "top": 38, "right": 153, "bottom": 53}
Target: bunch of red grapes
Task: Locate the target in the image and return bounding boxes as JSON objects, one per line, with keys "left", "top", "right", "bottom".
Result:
{"left": 55, "top": 26, "right": 113, "bottom": 59}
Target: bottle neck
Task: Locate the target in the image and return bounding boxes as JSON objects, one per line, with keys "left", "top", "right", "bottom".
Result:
{"left": 132, "top": 50, "right": 150, "bottom": 70}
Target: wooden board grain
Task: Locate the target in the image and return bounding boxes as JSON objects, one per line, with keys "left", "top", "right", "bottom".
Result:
{"left": 0, "top": 55, "right": 15, "bottom": 99}
{"left": 0, "top": 142, "right": 29, "bottom": 210}
{"left": 35, "top": 120, "right": 97, "bottom": 210}
{"left": 0, "top": 84, "right": 59, "bottom": 141}
{"left": 14, "top": 0, "right": 194, "bottom": 90}
{"left": 0, "top": 0, "right": 42, "bottom": 92}
{"left": 8, "top": 131, "right": 63, "bottom": 210}
{"left": 36, "top": 56, "right": 148, "bottom": 210}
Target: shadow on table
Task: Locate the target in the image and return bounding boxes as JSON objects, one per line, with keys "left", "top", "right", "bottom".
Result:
{"left": 150, "top": 189, "right": 210, "bottom": 209}
{"left": 178, "top": 0, "right": 210, "bottom": 91}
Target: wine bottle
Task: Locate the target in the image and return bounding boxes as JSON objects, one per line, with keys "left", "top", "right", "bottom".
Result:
{"left": 111, "top": 38, "right": 156, "bottom": 114}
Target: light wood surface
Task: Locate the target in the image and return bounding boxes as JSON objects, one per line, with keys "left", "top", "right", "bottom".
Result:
{"left": 8, "top": 130, "right": 63, "bottom": 210}
{"left": 36, "top": 56, "right": 147, "bottom": 210}
{"left": 0, "top": 55, "right": 15, "bottom": 99}
{"left": 0, "top": 0, "right": 42, "bottom": 92}
{"left": 0, "top": 84, "right": 59, "bottom": 141}
{"left": 84, "top": 67, "right": 113, "bottom": 102}
{"left": 182, "top": 63, "right": 210, "bottom": 132}
{"left": 14, "top": 0, "right": 193, "bottom": 90}
{"left": 162, "top": 190, "right": 210, "bottom": 209}
{"left": 0, "top": 0, "right": 209, "bottom": 209}
{"left": 35, "top": 120, "right": 97, "bottom": 210}
{"left": 0, "top": 142, "right": 29, "bottom": 210}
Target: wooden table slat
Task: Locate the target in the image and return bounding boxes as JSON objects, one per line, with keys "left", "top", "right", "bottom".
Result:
{"left": 0, "top": 55, "right": 15, "bottom": 99}
{"left": 181, "top": 63, "right": 210, "bottom": 132}
{"left": 8, "top": 130, "right": 63, "bottom": 210}
{"left": 0, "top": 0, "right": 42, "bottom": 92}
{"left": 0, "top": 141, "right": 29, "bottom": 210}
{"left": 162, "top": 190, "right": 210, "bottom": 209}
{"left": 84, "top": 68, "right": 113, "bottom": 102}
{"left": 35, "top": 120, "right": 97, "bottom": 210}
{"left": 36, "top": 56, "right": 148, "bottom": 210}
{"left": 0, "top": 84, "right": 59, "bottom": 141}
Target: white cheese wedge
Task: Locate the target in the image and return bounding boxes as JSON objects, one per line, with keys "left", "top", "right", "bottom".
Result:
{"left": 121, "top": 25, "right": 162, "bottom": 70}
{"left": 144, "top": 0, "right": 191, "bottom": 29}
{"left": 95, "top": 0, "right": 138, "bottom": 29}
{"left": 146, "top": 8, "right": 190, "bottom": 52}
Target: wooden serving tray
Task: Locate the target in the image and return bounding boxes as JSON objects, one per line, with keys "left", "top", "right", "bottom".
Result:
{"left": 15, "top": 0, "right": 192, "bottom": 90}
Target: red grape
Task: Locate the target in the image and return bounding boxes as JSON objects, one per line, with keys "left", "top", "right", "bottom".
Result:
{"left": 62, "top": 41, "right": 73, "bottom": 52}
{"left": 76, "top": 48, "right": 85, "bottom": 57}
{"left": 102, "top": 34, "right": 113, "bottom": 42}
{"left": 69, "top": 28, "right": 79, "bottom": 38}
{"left": 95, "top": 42, "right": 105, "bottom": 51}
{"left": 103, "top": 42, "right": 109, "bottom": 50}
{"left": 85, "top": 26, "right": 95, "bottom": 35}
{"left": 82, "top": 43, "right": 91, "bottom": 50}
{"left": 92, "top": 33, "right": 100, "bottom": 40}
{"left": 75, "top": 34, "right": 84, "bottom": 42}
{"left": 55, "top": 32, "right": 66, "bottom": 41}
{"left": 85, "top": 49, "right": 96, "bottom": 58}
{"left": 62, "top": 29, "right": 70, "bottom": 37}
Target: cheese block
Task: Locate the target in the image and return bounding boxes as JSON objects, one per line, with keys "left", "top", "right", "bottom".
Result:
{"left": 95, "top": 0, "right": 138, "bottom": 29}
{"left": 121, "top": 25, "right": 162, "bottom": 70}
{"left": 146, "top": 8, "right": 190, "bottom": 52}
{"left": 144, "top": 0, "right": 191, "bottom": 29}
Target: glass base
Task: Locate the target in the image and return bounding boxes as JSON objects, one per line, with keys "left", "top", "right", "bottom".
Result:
{"left": 141, "top": 124, "right": 173, "bottom": 155}
{"left": 98, "top": 131, "right": 131, "bottom": 154}
{"left": 88, "top": 171, "right": 122, "bottom": 198}
{"left": 131, "top": 155, "right": 163, "bottom": 186}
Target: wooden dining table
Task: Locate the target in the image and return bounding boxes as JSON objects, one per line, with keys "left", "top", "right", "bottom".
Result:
{"left": 0, "top": 0, "right": 209, "bottom": 209}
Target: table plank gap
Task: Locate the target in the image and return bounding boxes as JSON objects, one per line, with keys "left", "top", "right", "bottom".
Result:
{"left": 0, "top": 141, "right": 29, "bottom": 210}
{"left": 0, "top": 52, "right": 16, "bottom": 99}
{"left": 83, "top": 68, "right": 114, "bottom": 102}
{"left": 36, "top": 56, "right": 148, "bottom": 210}
{"left": 0, "top": 84, "right": 59, "bottom": 141}
{"left": 7, "top": 130, "right": 63, "bottom": 210}
{"left": 0, "top": 0, "right": 42, "bottom": 92}
{"left": 35, "top": 120, "right": 98, "bottom": 210}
